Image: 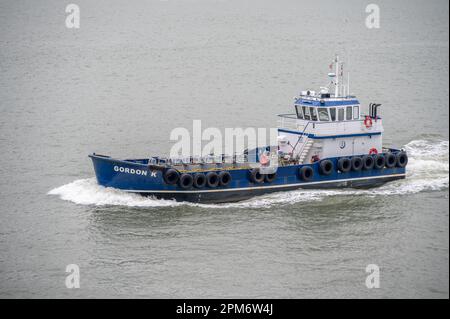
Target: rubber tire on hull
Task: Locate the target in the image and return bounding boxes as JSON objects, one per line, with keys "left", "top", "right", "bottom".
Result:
{"left": 362, "top": 155, "right": 375, "bottom": 170}
{"left": 250, "top": 169, "right": 264, "bottom": 184}
{"left": 179, "top": 174, "right": 193, "bottom": 189}
{"left": 337, "top": 157, "right": 351, "bottom": 173}
{"left": 351, "top": 157, "right": 363, "bottom": 171}
{"left": 163, "top": 168, "right": 179, "bottom": 185}
{"left": 319, "top": 159, "right": 334, "bottom": 175}
{"left": 264, "top": 173, "right": 277, "bottom": 183}
{"left": 374, "top": 154, "right": 386, "bottom": 169}
{"left": 206, "top": 172, "right": 220, "bottom": 188}
{"left": 218, "top": 171, "right": 232, "bottom": 187}
{"left": 385, "top": 153, "right": 397, "bottom": 168}
{"left": 193, "top": 173, "right": 206, "bottom": 188}
{"left": 396, "top": 152, "right": 408, "bottom": 168}
{"left": 299, "top": 166, "right": 314, "bottom": 181}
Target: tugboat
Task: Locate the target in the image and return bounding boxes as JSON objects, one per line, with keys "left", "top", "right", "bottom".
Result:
{"left": 89, "top": 56, "right": 408, "bottom": 203}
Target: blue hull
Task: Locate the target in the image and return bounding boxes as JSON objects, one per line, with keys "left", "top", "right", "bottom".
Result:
{"left": 89, "top": 153, "right": 406, "bottom": 203}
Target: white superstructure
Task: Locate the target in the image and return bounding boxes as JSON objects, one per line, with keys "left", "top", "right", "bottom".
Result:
{"left": 277, "top": 55, "right": 383, "bottom": 164}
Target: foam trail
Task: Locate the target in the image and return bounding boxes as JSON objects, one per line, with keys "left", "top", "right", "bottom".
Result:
{"left": 48, "top": 139, "right": 448, "bottom": 208}
{"left": 48, "top": 178, "right": 183, "bottom": 207}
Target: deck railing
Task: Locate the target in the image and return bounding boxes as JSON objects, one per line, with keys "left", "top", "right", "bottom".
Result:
{"left": 277, "top": 113, "right": 298, "bottom": 130}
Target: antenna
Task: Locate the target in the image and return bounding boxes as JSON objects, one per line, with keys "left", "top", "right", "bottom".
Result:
{"left": 327, "top": 55, "right": 350, "bottom": 97}
{"left": 335, "top": 55, "right": 339, "bottom": 97}
{"left": 347, "top": 71, "right": 350, "bottom": 96}
{"left": 346, "top": 53, "right": 350, "bottom": 97}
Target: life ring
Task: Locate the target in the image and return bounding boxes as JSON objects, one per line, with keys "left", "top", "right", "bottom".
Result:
{"left": 369, "top": 147, "right": 378, "bottom": 155}
{"left": 364, "top": 116, "right": 373, "bottom": 129}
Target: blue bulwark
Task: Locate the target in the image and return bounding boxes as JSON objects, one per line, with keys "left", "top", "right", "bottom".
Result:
{"left": 295, "top": 98, "right": 360, "bottom": 107}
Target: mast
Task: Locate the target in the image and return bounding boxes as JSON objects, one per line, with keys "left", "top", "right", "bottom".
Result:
{"left": 347, "top": 72, "right": 350, "bottom": 97}
{"left": 328, "top": 55, "right": 349, "bottom": 97}
{"left": 335, "top": 55, "right": 339, "bottom": 97}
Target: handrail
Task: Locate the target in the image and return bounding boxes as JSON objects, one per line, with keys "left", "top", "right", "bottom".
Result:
{"left": 277, "top": 113, "right": 298, "bottom": 131}
{"left": 296, "top": 95, "right": 359, "bottom": 103}
{"left": 292, "top": 121, "right": 312, "bottom": 159}
{"left": 277, "top": 113, "right": 297, "bottom": 119}
{"left": 280, "top": 117, "right": 383, "bottom": 126}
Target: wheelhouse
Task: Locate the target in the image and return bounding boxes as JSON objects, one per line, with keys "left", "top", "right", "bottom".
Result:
{"left": 294, "top": 98, "right": 361, "bottom": 122}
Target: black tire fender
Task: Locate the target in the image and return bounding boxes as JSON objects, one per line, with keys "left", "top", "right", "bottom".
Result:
{"left": 362, "top": 155, "right": 375, "bottom": 170}
{"left": 218, "top": 171, "right": 232, "bottom": 187}
{"left": 319, "top": 159, "right": 334, "bottom": 175}
{"left": 193, "top": 173, "right": 206, "bottom": 188}
{"left": 337, "top": 157, "right": 351, "bottom": 173}
{"left": 351, "top": 157, "right": 363, "bottom": 171}
{"left": 396, "top": 152, "right": 408, "bottom": 168}
{"left": 374, "top": 154, "right": 386, "bottom": 169}
{"left": 385, "top": 152, "right": 397, "bottom": 168}
{"left": 163, "top": 168, "right": 179, "bottom": 185}
{"left": 206, "top": 172, "right": 220, "bottom": 188}
{"left": 264, "top": 172, "right": 277, "bottom": 183}
{"left": 249, "top": 169, "right": 264, "bottom": 183}
{"left": 178, "top": 174, "right": 193, "bottom": 189}
{"left": 299, "top": 166, "right": 314, "bottom": 181}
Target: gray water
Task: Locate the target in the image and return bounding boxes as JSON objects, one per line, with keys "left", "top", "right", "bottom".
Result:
{"left": 0, "top": 0, "right": 448, "bottom": 298}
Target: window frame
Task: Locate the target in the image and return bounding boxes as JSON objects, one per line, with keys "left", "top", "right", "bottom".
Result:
{"left": 353, "top": 105, "right": 359, "bottom": 120}
{"left": 302, "top": 106, "right": 311, "bottom": 120}
{"left": 329, "top": 107, "right": 336, "bottom": 121}
{"left": 338, "top": 108, "right": 345, "bottom": 121}
{"left": 346, "top": 106, "right": 353, "bottom": 121}
{"left": 309, "top": 107, "right": 318, "bottom": 121}
{"left": 295, "top": 105, "right": 304, "bottom": 119}
{"left": 318, "top": 107, "right": 330, "bottom": 121}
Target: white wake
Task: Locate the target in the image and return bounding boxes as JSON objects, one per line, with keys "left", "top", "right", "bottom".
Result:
{"left": 48, "top": 139, "right": 449, "bottom": 208}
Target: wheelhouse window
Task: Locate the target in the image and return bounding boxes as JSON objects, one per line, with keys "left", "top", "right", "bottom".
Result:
{"left": 302, "top": 106, "right": 311, "bottom": 120}
{"left": 346, "top": 106, "right": 353, "bottom": 120}
{"left": 329, "top": 108, "right": 336, "bottom": 121}
{"left": 295, "top": 105, "right": 304, "bottom": 119}
{"left": 338, "top": 108, "right": 344, "bottom": 121}
{"left": 309, "top": 107, "right": 318, "bottom": 121}
{"left": 318, "top": 108, "right": 330, "bottom": 121}
{"left": 353, "top": 105, "right": 359, "bottom": 119}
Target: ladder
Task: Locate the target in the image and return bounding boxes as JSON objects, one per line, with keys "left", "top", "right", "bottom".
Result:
{"left": 298, "top": 137, "right": 314, "bottom": 164}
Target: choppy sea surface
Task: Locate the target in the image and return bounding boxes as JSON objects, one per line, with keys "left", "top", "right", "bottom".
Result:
{"left": 0, "top": 0, "right": 448, "bottom": 298}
